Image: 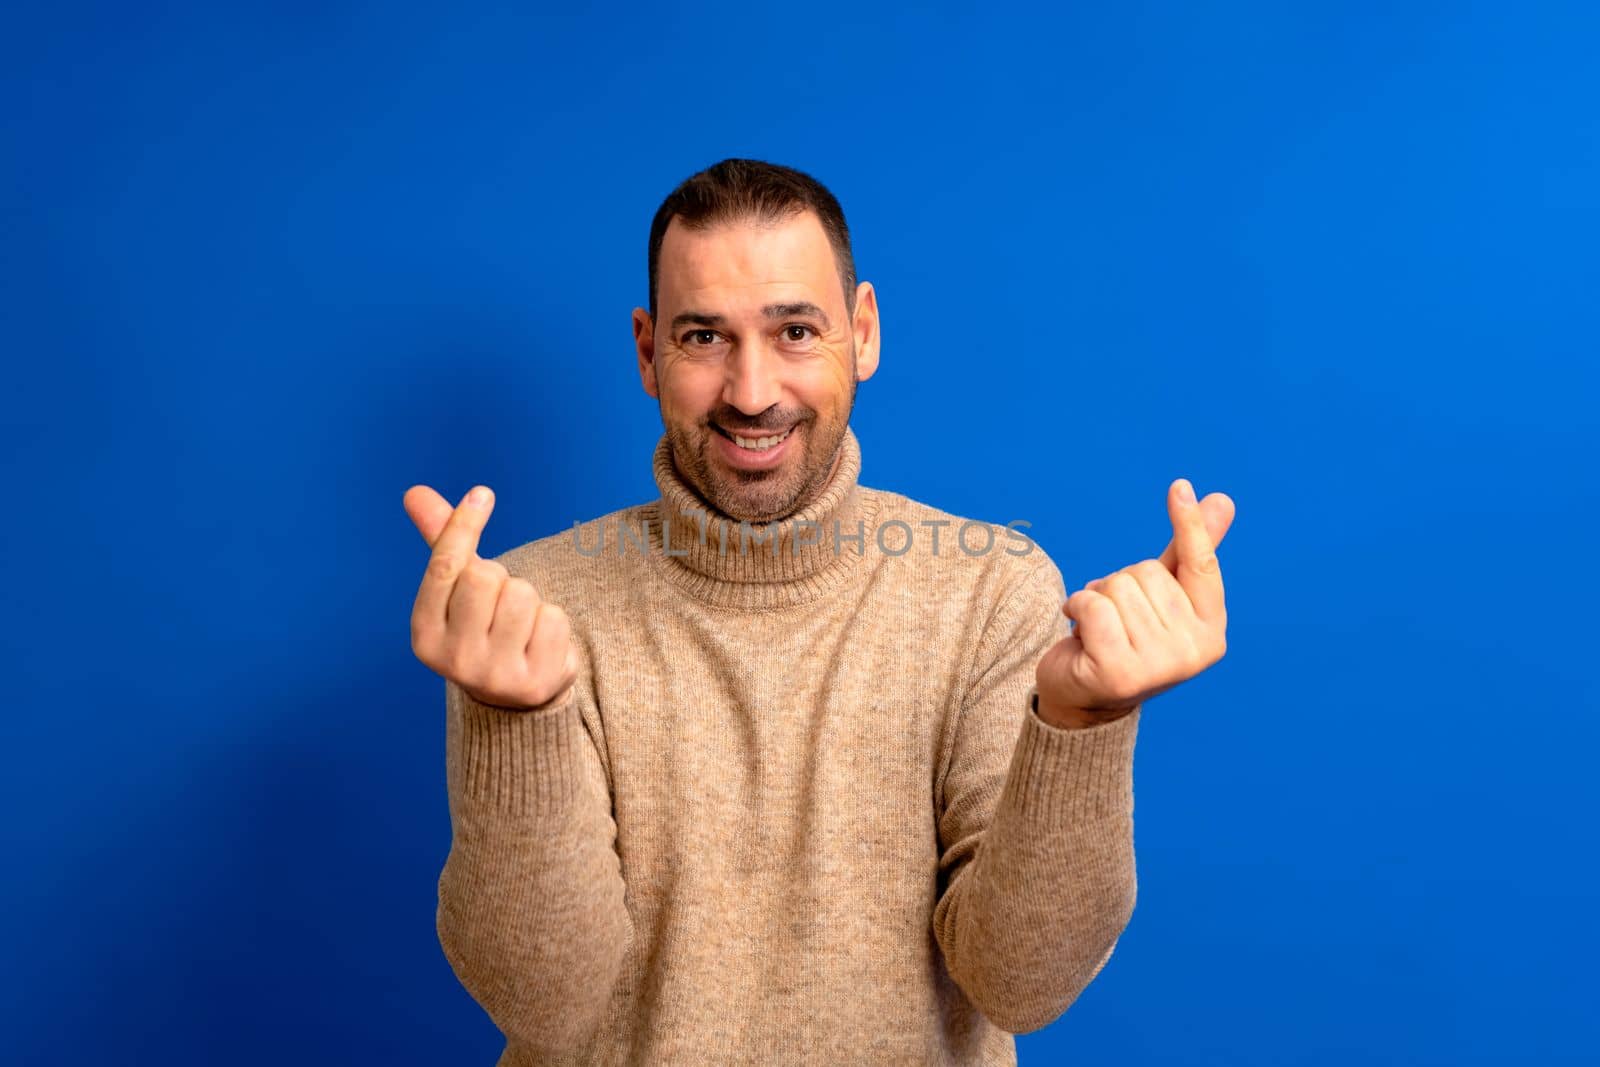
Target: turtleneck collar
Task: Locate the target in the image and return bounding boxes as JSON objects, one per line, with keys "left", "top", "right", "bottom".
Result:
{"left": 642, "top": 425, "right": 880, "bottom": 610}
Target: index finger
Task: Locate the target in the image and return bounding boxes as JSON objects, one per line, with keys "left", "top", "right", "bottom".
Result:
{"left": 1164, "top": 478, "right": 1226, "bottom": 622}
{"left": 413, "top": 485, "right": 495, "bottom": 623}
{"left": 1157, "top": 489, "right": 1235, "bottom": 572}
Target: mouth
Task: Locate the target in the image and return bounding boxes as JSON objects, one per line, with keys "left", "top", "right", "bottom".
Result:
{"left": 713, "top": 424, "right": 796, "bottom": 453}
{"left": 710, "top": 422, "right": 799, "bottom": 470}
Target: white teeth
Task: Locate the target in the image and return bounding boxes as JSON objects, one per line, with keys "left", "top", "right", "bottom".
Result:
{"left": 732, "top": 427, "right": 792, "bottom": 451}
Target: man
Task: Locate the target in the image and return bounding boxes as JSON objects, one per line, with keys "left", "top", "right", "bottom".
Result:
{"left": 406, "top": 158, "right": 1235, "bottom": 1065}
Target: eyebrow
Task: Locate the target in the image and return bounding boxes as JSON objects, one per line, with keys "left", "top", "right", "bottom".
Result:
{"left": 669, "top": 302, "right": 833, "bottom": 334}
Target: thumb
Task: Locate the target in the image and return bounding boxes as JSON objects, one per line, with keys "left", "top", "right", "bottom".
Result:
{"left": 403, "top": 484, "right": 456, "bottom": 548}
{"left": 1159, "top": 491, "right": 1236, "bottom": 573}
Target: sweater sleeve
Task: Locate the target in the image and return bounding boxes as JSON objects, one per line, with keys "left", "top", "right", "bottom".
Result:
{"left": 436, "top": 677, "right": 633, "bottom": 1060}
{"left": 932, "top": 553, "right": 1141, "bottom": 1034}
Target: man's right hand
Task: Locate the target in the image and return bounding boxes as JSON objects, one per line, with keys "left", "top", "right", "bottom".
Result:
{"left": 405, "top": 484, "right": 578, "bottom": 711}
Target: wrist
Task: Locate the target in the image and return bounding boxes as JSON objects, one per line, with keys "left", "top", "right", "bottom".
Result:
{"left": 1034, "top": 692, "right": 1137, "bottom": 730}
{"left": 464, "top": 681, "right": 575, "bottom": 714}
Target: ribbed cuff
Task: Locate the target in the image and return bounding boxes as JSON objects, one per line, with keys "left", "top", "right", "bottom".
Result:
{"left": 1007, "top": 687, "right": 1140, "bottom": 821}
{"left": 457, "top": 688, "right": 584, "bottom": 816}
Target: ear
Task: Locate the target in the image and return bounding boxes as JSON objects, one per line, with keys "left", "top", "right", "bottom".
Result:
{"left": 632, "top": 307, "right": 659, "bottom": 398}
{"left": 851, "top": 281, "right": 880, "bottom": 382}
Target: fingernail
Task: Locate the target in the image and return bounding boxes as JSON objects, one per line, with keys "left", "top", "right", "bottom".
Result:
{"left": 468, "top": 486, "right": 490, "bottom": 508}
{"left": 1178, "top": 480, "right": 1196, "bottom": 504}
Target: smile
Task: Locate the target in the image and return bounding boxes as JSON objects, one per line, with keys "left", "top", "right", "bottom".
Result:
{"left": 718, "top": 426, "right": 794, "bottom": 452}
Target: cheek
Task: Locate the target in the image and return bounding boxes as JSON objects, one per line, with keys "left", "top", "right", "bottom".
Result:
{"left": 792, "top": 352, "right": 856, "bottom": 406}
{"left": 657, "top": 358, "right": 722, "bottom": 411}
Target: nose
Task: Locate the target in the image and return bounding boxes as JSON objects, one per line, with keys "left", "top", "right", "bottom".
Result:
{"left": 721, "top": 342, "right": 783, "bottom": 416}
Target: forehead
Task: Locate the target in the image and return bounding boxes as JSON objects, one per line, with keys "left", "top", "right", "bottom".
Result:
{"left": 658, "top": 210, "right": 841, "bottom": 313}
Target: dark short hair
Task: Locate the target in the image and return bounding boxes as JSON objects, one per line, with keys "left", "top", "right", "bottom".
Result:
{"left": 646, "top": 158, "right": 857, "bottom": 321}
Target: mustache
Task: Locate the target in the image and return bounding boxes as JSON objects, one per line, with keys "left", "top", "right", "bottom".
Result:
{"left": 707, "top": 412, "right": 810, "bottom": 435}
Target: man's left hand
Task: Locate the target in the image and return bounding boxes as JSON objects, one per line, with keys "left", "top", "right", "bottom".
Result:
{"left": 1035, "top": 479, "right": 1236, "bottom": 728}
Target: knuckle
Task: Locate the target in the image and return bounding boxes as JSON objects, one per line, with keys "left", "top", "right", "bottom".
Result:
{"left": 1132, "top": 559, "right": 1165, "bottom": 581}
{"left": 426, "top": 552, "right": 463, "bottom": 583}
{"left": 494, "top": 594, "right": 538, "bottom": 642}
{"left": 497, "top": 578, "right": 535, "bottom": 611}
{"left": 537, "top": 603, "right": 572, "bottom": 645}
{"left": 410, "top": 615, "right": 437, "bottom": 651}
{"left": 442, "top": 652, "right": 470, "bottom": 685}
{"left": 439, "top": 643, "right": 464, "bottom": 674}
{"left": 492, "top": 579, "right": 524, "bottom": 614}
{"left": 1182, "top": 629, "right": 1225, "bottom": 669}
{"left": 1105, "top": 669, "right": 1141, "bottom": 703}
{"left": 466, "top": 558, "right": 508, "bottom": 585}
{"left": 481, "top": 662, "right": 520, "bottom": 697}
{"left": 442, "top": 642, "right": 481, "bottom": 685}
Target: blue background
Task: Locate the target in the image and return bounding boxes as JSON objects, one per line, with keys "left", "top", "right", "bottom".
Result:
{"left": 4, "top": 2, "right": 1595, "bottom": 1063}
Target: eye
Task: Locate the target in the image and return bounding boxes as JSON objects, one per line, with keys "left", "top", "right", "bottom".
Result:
{"left": 783, "top": 324, "right": 818, "bottom": 342}
{"left": 683, "top": 329, "right": 721, "bottom": 346}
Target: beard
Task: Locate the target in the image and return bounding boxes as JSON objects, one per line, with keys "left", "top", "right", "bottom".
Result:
{"left": 663, "top": 348, "right": 857, "bottom": 524}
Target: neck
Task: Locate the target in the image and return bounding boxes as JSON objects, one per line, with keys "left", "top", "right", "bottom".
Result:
{"left": 644, "top": 425, "right": 879, "bottom": 609}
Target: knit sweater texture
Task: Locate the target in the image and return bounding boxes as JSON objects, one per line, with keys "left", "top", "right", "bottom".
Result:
{"left": 436, "top": 426, "right": 1142, "bottom": 1065}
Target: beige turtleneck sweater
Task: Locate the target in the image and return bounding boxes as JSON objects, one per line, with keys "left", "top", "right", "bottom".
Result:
{"left": 435, "top": 426, "right": 1141, "bottom": 1065}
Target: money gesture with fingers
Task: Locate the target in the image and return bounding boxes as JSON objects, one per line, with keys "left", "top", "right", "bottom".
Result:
{"left": 1036, "top": 479, "right": 1236, "bottom": 728}
{"left": 405, "top": 484, "right": 579, "bottom": 711}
